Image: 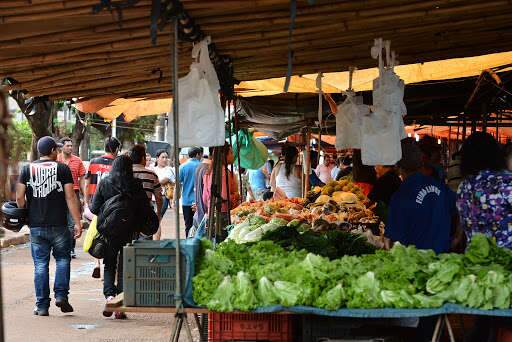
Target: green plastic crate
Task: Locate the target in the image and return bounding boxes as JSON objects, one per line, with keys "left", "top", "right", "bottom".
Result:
{"left": 123, "top": 239, "right": 198, "bottom": 307}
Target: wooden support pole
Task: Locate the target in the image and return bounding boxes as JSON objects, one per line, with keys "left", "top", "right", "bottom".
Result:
{"left": 304, "top": 127, "right": 311, "bottom": 198}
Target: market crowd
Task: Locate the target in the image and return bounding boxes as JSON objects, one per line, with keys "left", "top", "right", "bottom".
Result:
{"left": 12, "top": 131, "right": 512, "bottom": 320}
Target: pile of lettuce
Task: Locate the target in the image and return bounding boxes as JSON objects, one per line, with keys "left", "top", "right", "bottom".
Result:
{"left": 193, "top": 234, "right": 512, "bottom": 312}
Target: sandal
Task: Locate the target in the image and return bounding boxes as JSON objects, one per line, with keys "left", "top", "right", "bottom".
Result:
{"left": 114, "top": 312, "right": 127, "bottom": 319}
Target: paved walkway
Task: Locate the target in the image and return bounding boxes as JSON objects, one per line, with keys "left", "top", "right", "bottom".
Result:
{"left": 1, "top": 209, "right": 199, "bottom": 342}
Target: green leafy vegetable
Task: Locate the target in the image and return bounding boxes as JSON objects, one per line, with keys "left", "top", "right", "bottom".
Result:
{"left": 234, "top": 272, "right": 258, "bottom": 311}
{"left": 315, "top": 284, "right": 346, "bottom": 310}
{"left": 193, "top": 234, "right": 512, "bottom": 311}
{"left": 274, "top": 281, "right": 302, "bottom": 307}
{"left": 257, "top": 277, "right": 279, "bottom": 306}
{"left": 207, "top": 276, "right": 235, "bottom": 312}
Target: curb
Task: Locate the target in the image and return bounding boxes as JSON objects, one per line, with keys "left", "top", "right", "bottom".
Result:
{"left": 0, "top": 227, "right": 30, "bottom": 248}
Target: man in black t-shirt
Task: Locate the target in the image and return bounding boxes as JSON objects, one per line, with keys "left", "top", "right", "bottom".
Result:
{"left": 16, "top": 136, "right": 83, "bottom": 317}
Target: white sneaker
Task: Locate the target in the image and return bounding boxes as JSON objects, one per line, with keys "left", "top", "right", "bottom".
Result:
{"left": 103, "top": 296, "right": 115, "bottom": 317}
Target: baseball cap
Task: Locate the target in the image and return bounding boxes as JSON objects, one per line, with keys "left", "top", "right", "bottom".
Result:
{"left": 397, "top": 138, "right": 423, "bottom": 172}
{"left": 37, "top": 136, "right": 59, "bottom": 156}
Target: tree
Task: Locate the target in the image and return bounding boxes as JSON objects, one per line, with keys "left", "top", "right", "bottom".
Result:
{"left": 9, "top": 89, "right": 55, "bottom": 161}
{"left": 8, "top": 119, "right": 32, "bottom": 161}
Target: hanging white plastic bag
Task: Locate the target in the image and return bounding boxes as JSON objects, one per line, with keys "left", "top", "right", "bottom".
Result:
{"left": 361, "top": 109, "right": 403, "bottom": 166}
{"left": 167, "top": 39, "right": 225, "bottom": 147}
{"left": 335, "top": 92, "right": 369, "bottom": 150}
{"left": 361, "top": 38, "right": 405, "bottom": 165}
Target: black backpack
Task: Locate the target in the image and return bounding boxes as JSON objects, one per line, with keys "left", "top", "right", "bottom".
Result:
{"left": 97, "top": 190, "right": 137, "bottom": 238}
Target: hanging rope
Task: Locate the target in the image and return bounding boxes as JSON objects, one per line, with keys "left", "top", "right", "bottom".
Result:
{"left": 283, "top": 0, "right": 297, "bottom": 93}
{"left": 92, "top": 0, "right": 140, "bottom": 27}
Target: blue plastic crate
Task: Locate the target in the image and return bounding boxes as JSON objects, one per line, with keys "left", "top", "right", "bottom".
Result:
{"left": 123, "top": 239, "right": 199, "bottom": 307}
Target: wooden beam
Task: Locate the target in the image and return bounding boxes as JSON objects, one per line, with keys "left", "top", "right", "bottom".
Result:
{"left": 0, "top": 3, "right": 152, "bottom": 24}
{"left": 0, "top": 1, "right": 103, "bottom": 16}
{"left": 0, "top": 49, "right": 172, "bottom": 79}
{"left": 16, "top": 55, "right": 173, "bottom": 89}
{"left": 27, "top": 74, "right": 172, "bottom": 97}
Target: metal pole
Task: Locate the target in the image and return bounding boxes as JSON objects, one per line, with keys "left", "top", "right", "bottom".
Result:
{"left": 227, "top": 100, "right": 234, "bottom": 175}
{"left": 234, "top": 102, "right": 243, "bottom": 197}
{"left": 112, "top": 117, "right": 117, "bottom": 138}
{"left": 304, "top": 128, "right": 311, "bottom": 197}
{"left": 171, "top": 17, "right": 183, "bottom": 308}
{"left": 496, "top": 111, "right": 500, "bottom": 142}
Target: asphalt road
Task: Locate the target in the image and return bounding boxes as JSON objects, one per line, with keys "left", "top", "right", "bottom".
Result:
{"left": 1, "top": 209, "right": 200, "bottom": 342}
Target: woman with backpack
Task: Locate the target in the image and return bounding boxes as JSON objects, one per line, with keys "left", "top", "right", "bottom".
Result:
{"left": 90, "top": 155, "right": 149, "bottom": 319}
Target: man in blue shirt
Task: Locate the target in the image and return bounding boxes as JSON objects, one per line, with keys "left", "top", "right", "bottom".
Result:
{"left": 248, "top": 167, "right": 267, "bottom": 200}
{"left": 385, "top": 139, "right": 456, "bottom": 254}
{"left": 179, "top": 147, "right": 202, "bottom": 237}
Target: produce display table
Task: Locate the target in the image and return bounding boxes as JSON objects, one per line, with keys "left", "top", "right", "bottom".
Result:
{"left": 104, "top": 294, "right": 512, "bottom": 342}
{"left": 104, "top": 293, "right": 208, "bottom": 314}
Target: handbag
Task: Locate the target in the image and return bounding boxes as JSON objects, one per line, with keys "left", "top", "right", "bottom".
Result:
{"left": 164, "top": 182, "right": 175, "bottom": 200}
{"left": 83, "top": 215, "right": 98, "bottom": 253}
{"left": 136, "top": 201, "right": 160, "bottom": 236}
{"left": 88, "top": 234, "right": 108, "bottom": 259}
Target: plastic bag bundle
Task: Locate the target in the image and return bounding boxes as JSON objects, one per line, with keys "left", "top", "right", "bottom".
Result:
{"left": 167, "top": 39, "right": 225, "bottom": 147}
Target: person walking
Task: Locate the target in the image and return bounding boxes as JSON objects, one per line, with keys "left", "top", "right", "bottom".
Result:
{"left": 16, "top": 136, "right": 83, "bottom": 316}
{"left": 179, "top": 147, "right": 202, "bottom": 237}
{"left": 153, "top": 149, "right": 176, "bottom": 217}
{"left": 130, "top": 144, "right": 162, "bottom": 240}
{"left": 90, "top": 155, "right": 149, "bottom": 319}
{"left": 57, "top": 137, "right": 86, "bottom": 259}
{"left": 193, "top": 148, "right": 212, "bottom": 228}
{"left": 84, "top": 137, "right": 121, "bottom": 278}
{"left": 202, "top": 144, "right": 240, "bottom": 239}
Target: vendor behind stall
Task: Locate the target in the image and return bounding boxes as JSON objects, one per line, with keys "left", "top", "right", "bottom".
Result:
{"left": 368, "top": 165, "right": 402, "bottom": 222}
{"left": 456, "top": 132, "right": 511, "bottom": 249}
{"left": 384, "top": 139, "right": 457, "bottom": 254}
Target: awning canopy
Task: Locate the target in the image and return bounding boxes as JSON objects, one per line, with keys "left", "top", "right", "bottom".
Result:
{"left": 240, "top": 51, "right": 512, "bottom": 96}
{"left": 74, "top": 96, "right": 172, "bottom": 121}
{"left": 2, "top": 1, "right": 512, "bottom": 100}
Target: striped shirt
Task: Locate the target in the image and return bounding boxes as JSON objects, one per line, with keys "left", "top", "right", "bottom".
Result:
{"left": 133, "top": 164, "right": 162, "bottom": 201}
{"left": 58, "top": 154, "right": 86, "bottom": 191}
{"left": 86, "top": 154, "right": 114, "bottom": 195}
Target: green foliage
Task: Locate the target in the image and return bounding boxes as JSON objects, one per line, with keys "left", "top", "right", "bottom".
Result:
{"left": 117, "top": 116, "right": 157, "bottom": 145}
{"left": 8, "top": 120, "right": 32, "bottom": 160}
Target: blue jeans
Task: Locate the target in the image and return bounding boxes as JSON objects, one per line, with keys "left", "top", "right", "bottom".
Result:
{"left": 66, "top": 191, "right": 80, "bottom": 251}
{"left": 30, "top": 226, "right": 72, "bottom": 309}
{"left": 161, "top": 196, "right": 171, "bottom": 218}
{"left": 66, "top": 209, "right": 76, "bottom": 251}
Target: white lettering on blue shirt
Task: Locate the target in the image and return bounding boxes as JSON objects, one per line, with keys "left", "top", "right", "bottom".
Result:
{"left": 415, "top": 185, "right": 441, "bottom": 204}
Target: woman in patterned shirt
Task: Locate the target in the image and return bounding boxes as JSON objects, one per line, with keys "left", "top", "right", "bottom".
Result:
{"left": 456, "top": 132, "right": 512, "bottom": 248}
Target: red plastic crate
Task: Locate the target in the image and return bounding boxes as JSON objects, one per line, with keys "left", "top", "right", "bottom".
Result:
{"left": 208, "top": 312, "right": 294, "bottom": 342}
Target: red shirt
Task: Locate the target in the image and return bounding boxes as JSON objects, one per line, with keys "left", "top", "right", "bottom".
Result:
{"left": 58, "top": 154, "right": 85, "bottom": 191}
{"left": 86, "top": 154, "right": 115, "bottom": 195}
